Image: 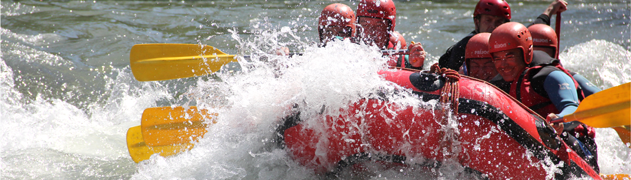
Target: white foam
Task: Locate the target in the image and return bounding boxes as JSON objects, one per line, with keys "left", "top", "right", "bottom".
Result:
{"left": 560, "top": 39, "right": 631, "bottom": 89}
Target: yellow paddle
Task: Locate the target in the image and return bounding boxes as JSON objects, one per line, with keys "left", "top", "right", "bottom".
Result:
{"left": 126, "top": 126, "right": 194, "bottom": 163}
{"left": 130, "top": 44, "right": 237, "bottom": 81}
{"left": 552, "top": 82, "right": 630, "bottom": 128}
{"left": 129, "top": 44, "right": 410, "bottom": 82}
{"left": 141, "top": 106, "right": 217, "bottom": 146}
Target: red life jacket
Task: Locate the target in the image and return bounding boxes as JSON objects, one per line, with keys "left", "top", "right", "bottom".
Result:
{"left": 388, "top": 54, "right": 423, "bottom": 71}
{"left": 509, "top": 61, "right": 585, "bottom": 118}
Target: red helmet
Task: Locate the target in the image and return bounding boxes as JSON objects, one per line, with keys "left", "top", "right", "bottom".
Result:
{"left": 474, "top": 0, "right": 511, "bottom": 20}
{"left": 528, "top": 24, "right": 558, "bottom": 58}
{"left": 357, "top": 0, "right": 397, "bottom": 30}
{"left": 387, "top": 31, "right": 406, "bottom": 49}
{"left": 318, "top": 3, "right": 356, "bottom": 38}
{"left": 488, "top": 22, "right": 533, "bottom": 64}
{"left": 465, "top": 33, "right": 492, "bottom": 60}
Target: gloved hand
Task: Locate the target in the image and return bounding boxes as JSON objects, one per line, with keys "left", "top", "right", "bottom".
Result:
{"left": 408, "top": 41, "right": 426, "bottom": 68}
{"left": 565, "top": 121, "right": 596, "bottom": 139}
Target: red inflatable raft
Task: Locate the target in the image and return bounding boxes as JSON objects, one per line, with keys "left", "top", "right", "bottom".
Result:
{"left": 277, "top": 69, "right": 600, "bottom": 179}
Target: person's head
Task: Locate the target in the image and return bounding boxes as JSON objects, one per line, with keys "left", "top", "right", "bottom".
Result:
{"left": 473, "top": 0, "right": 511, "bottom": 33}
{"left": 387, "top": 31, "right": 406, "bottom": 49}
{"left": 488, "top": 22, "right": 533, "bottom": 82}
{"left": 318, "top": 3, "right": 356, "bottom": 44}
{"left": 465, "top": 33, "right": 497, "bottom": 81}
{"left": 528, "top": 24, "right": 558, "bottom": 58}
{"left": 356, "top": 0, "right": 396, "bottom": 49}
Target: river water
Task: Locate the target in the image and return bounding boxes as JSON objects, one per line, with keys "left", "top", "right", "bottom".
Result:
{"left": 1, "top": 0, "right": 630, "bottom": 179}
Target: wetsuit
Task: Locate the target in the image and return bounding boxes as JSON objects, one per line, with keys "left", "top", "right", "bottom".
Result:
{"left": 571, "top": 73, "right": 601, "bottom": 97}
{"left": 530, "top": 50, "right": 602, "bottom": 99}
{"left": 439, "top": 14, "right": 552, "bottom": 70}
{"left": 490, "top": 51, "right": 599, "bottom": 172}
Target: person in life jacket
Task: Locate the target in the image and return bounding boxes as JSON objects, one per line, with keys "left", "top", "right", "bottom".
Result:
{"left": 385, "top": 31, "right": 420, "bottom": 69}
{"left": 356, "top": 0, "right": 425, "bottom": 70}
{"left": 488, "top": 22, "right": 599, "bottom": 172}
{"left": 528, "top": 24, "right": 601, "bottom": 97}
{"left": 462, "top": 33, "right": 497, "bottom": 81}
{"left": 438, "top": 0, "right": 568, "bottom": 71}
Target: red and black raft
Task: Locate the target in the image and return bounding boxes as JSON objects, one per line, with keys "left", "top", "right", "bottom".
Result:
{"left": 276, "top": 69, "right": 600, "bottom": 179}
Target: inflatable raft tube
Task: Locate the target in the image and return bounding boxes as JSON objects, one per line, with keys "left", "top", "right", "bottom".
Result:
{"left": 276, "top": 70, "right": 600, "bottom": 179}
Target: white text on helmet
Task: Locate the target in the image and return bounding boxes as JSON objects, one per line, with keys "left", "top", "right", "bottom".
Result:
{"left": 533, "top": 38, "right": 551, "bottom": 43}
{"left": 475, "top": 50, "right": 489, "bottom": 55}
{"left": 494, "top": 43, "right": 507, "bottom": 49}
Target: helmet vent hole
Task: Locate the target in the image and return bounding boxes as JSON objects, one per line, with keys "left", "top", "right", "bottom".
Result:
{"left": 484, "top": 8, "right": 491, "bottom": 12}
{"left": 517, "top": 35, "right": 521, "bottom": 38}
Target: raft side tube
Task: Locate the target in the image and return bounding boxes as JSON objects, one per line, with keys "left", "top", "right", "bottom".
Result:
{"left": 280, "top": 70, "right": 600, "bottom": 179}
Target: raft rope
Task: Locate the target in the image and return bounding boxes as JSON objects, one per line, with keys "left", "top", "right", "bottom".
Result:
{"left": 430, "top": 63, "right": 460, "bottom": 114}
{"left": 430, "top": 63, "right": 461, "bottom": 159}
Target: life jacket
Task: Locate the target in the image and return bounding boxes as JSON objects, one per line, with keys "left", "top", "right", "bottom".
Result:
{"left": 392, "top": 55, "right": 421, "bottom": 70}
{"left": 509, "top": 60, "right": 585, "bottom": 118}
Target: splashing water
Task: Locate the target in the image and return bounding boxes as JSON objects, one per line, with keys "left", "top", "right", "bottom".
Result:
{"left": 2, "top": 1, "right": 630, "bottom": 179}
{"left": 561, "top": 39, "right": 631, "bottom": 89}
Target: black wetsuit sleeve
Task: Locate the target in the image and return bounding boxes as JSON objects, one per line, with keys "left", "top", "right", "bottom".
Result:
{"left": 438, "top": 33, "right": 475, "bottom": 70}
{"left": 527, "top": 14, "right": 552, "bottom": 27}
{"left": 530, "top": 50, "right": 559, "bottom": 67}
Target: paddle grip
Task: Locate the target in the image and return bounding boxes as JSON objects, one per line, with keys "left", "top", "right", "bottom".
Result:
{"left": 550, "top": 117, "right": 564, "bottom": 124}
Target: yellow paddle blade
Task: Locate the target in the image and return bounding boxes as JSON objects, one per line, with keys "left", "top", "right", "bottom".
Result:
{"left": 141, "top": 106, "right": 216, "bottom": 146}
{"left": 126, "top": 126, "right": 193, "bottom": 163}
{"left": 563, "top": 83, "right": 630, "bottom": 128}
{"left": 130, "top": 43, "right": 237, "bottom": 81}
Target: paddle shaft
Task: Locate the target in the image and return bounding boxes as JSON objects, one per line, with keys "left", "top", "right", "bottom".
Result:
{"left": 247, "top": 49, "right": 409, "bottom": 58}
{"left": 555, "top": 12, "right": 561, "bottom": 59}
